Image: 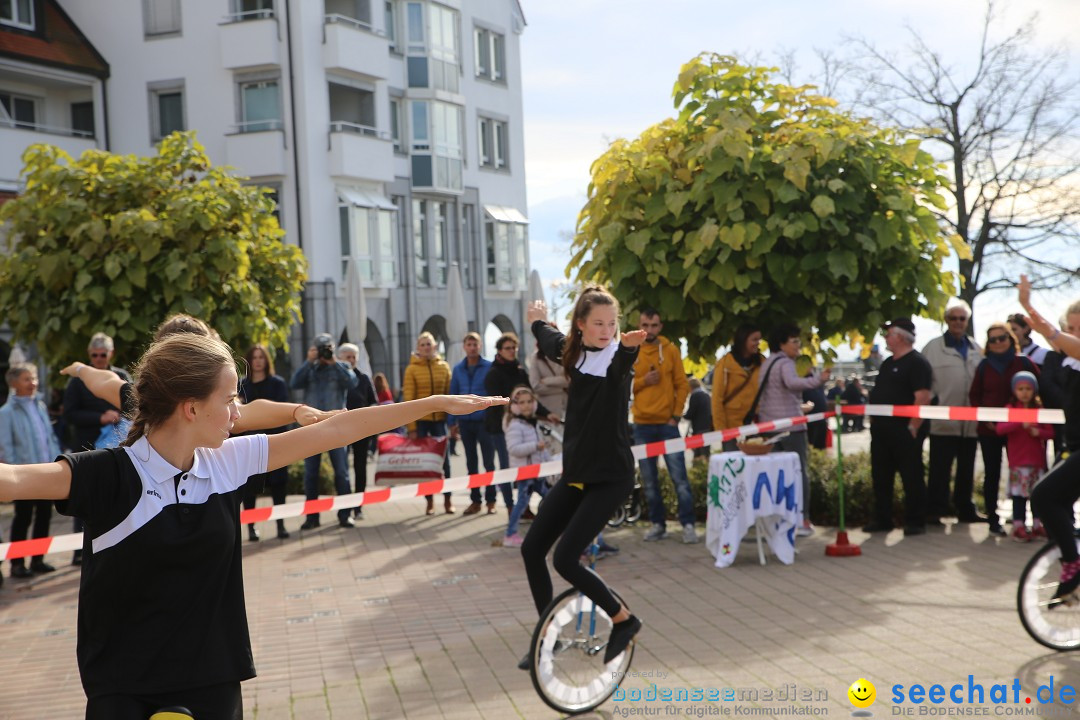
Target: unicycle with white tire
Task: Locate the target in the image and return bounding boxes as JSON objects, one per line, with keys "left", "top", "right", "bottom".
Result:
{"left": 527, "top": 541, "right": 635, "bottom": 714}
{"left": 1017, "top": 540, "right": 1080, "bottom": 651}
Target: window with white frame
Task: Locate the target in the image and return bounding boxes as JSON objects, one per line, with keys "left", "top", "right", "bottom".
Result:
{"left": 143, "top": 0, "right": 181, "bottom": 36}
{"left": 149, "top": 84, "right": 185, "bottom": 141}
{"left": 413, "top": 199, "right": 430, "bottom": 287}
{"left": 405, "top": 1, "right": 459, "bottom": 93}
{"left": 460, "top": 204, "right": 474, "bottom": 288}
{"left": 385, "top": 1, "right": 398, "bottom": 49}
{"left": 0, "top": 91, "right": 37, "bottom": 130}
{"left": 434, "top": 202, "right": 449, "bottom": 286}
{"left": 70, "top": 101, "right": 95, "bottom": 138}
{"left": 410, "top": 100, "right": 463, "bottom": 191}
{"left": 389, "top": 97, "right": 405, "bottom": 153}
{"left": 478, "top": 116, "right": 508, "bottom": 170}
{"left": 340, "top": 197, "right": 398, "bottom": 286}
{"left": 0, "top": 0, "right": 34, "bottom": 29}
{"left": 238, "top": 78, "right": 281, "bottom": 132}
{"left": 474, "top": 27, "right": 505, "bottom": 83}
{"left": 484, "top": 208, "right": 527, "bottom": 289}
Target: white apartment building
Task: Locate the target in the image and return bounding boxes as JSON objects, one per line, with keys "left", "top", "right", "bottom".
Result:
{"left": 1, "top": 0, "right": 531, "bottom": 389}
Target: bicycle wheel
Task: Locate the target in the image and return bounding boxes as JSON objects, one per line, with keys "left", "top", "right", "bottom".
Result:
{"left": 607, "top": 503, "right": 627, "bottom": 528}
{"left": 1017, "top": 541, "right": 1080, "bottom": 651}
{"left": 529, "top": 587, "right": 634, "bottom": 715}
{"left": 624, "top": 489, "right": 643, "bottom": 525}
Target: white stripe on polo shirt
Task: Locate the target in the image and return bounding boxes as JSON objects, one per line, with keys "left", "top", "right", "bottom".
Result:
{"left": 92, "top": 435, "right": 269, "bottom": 554}
{"left": 576, "top": 341, "right": 619, "bottom": 378}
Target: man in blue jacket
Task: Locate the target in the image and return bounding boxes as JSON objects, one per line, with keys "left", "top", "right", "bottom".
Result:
{"left": 448, "top": 332, "right": 510, "bottom": 514}
{"left": 291, "top": 333, "right": 358, "bottom": 529}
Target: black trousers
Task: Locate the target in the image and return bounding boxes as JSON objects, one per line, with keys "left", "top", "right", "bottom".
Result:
{"left": 521, "top": 477, "right": 633, "bottom": 618}
{"left": 1032, "top": 452, "right": 1080, "bottom": 562}
{"left": 351, "top": 436, "right": 370, "bottom": 494}
{"left": 10, "top": 499, "right": 52, "bottom": 566}
{"left": 85, "top": 681, "right": 242, "bottom": 720}
{"left": 978, "top": 434, "right": 1007, "bottom": 525}
{"left": 927, "top": 435, "right": 978, "bottom": 518}
{"left": 241, "top": 469, "right": 288, "bottom": 518}
{"left": 870, "top": 423, "right": 926, "bottom": 527}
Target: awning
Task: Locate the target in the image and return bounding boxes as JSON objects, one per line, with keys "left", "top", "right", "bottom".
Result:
{"left": 338, "top": 187, "right": 396, "bottom": 211}
{"left": 484, "top": 205, "right": 528, "bottom": 224}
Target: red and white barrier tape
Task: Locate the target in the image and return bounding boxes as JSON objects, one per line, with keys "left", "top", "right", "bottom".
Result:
{"left": 0, "top": 404, "right": 1064, "bottom": 560}
{"left": 839, "top": 404, "right": 1065, "bottom": 424}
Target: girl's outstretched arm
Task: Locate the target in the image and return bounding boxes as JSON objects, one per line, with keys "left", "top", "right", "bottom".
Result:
{"left": 60, "top": 363, "right": 124, "bottom": 409}
{"left": 266, "top": 395, "right": 506, "bottom": 471}
{"left": 0, "top": 461, "right": 72, "bottom": 502}
{"left": 233, "top": 400, "right": 342, "bottom": 433}
{"left": 1019, "top": 274, "right": 1080, "bottom": 360}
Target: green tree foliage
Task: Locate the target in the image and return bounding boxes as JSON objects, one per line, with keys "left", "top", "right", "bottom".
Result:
{"left": 570, "top": 54, "right": 967, "bottom": 359}
{"left": 0, "top": 132, "right": 307, "bottom": 369}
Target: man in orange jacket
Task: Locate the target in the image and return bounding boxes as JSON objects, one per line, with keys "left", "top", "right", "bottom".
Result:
{"left": 632, "top": 309, "right": 697, "bottom": 544}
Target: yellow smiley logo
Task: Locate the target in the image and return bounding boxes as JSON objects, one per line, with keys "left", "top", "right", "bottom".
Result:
{"left": 848, "top": 678, "right": 876, "bottom": 709}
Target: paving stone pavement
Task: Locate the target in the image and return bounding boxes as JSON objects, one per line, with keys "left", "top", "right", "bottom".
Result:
{"left": 2, "top": 475, "right": 1078, "bottom": 719}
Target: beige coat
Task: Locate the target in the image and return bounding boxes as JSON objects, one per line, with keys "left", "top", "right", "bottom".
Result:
{"left": 921, "top": 334, "right": 983, "bottom": 437}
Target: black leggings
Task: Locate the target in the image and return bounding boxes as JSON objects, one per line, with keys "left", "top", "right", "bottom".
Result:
{"left": 1031, "top": 453, "right": 1080, "bottom": 562}
{"left": 85, "top": 681, "right": 241, "bottom": 720}
{"left": 521, "top": 476, "right": 633, "bottom": 618}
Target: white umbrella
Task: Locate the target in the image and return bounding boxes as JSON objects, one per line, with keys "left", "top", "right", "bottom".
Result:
{"left": 344, "top": 257, "right": 374, "bottom": 378}
{"left": 446, "top": 263, "right": 468, "bottom": 368}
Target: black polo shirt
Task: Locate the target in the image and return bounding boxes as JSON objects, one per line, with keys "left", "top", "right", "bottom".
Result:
{"left": 868, "top": 350, "right": 933, "bottom": 426}
{"left": 56, "top": 434, "right": 268, "bottom": 698}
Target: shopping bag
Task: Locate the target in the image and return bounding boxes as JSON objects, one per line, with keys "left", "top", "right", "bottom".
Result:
{"left": 374, "top": 434, "right": 448, "bottom": 486}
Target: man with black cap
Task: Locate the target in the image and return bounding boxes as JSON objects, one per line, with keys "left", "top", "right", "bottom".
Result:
{"left": 291, "top": 333, "right": 358, "bottom": 529}
{"left": 864, "top": 317, "right": 933, "bottom": 536}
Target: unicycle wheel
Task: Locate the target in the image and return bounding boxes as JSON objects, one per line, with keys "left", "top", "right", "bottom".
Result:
{"left": 529, "top": 587, "right": 635, "bottom": 715}
{"left": 1018, "top": 541, "right": 1080, "bottom": 651}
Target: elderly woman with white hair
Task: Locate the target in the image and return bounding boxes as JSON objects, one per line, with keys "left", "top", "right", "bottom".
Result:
{"left": 921, "top": 299, "right": 985, "bottom": 525}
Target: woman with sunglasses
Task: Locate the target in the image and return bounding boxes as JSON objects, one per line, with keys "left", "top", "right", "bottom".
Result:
{"left": 969, "top": 321, "right": 1039, "bottom": 535}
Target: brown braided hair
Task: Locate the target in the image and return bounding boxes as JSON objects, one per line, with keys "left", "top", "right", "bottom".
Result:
{"left": 561, "top": 286, "right": 619, "bottom": 376}
{"left": 123, "top": 333, "right": 238, "bottom": 446}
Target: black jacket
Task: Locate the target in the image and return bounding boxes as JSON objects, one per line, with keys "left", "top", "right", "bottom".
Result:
{"left": 346, "top": 368, "right": 377, "bottom": 411}
{"left": 63, "top": 367, "right": 131, "bottom": 451}
{"left": 483, "top": 358, "right": 549, "bottom": 434}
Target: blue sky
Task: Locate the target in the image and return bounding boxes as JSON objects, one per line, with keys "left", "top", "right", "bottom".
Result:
{"left": 518, "top": 0, "right": 1080, "bottom": 356}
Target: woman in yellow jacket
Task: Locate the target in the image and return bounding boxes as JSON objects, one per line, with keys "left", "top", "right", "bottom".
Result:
{"left": 712, "top": 324, "right": 764, "bottom": 450}
{"left": 403, "top": 332, "right": 454, "bottom": 514}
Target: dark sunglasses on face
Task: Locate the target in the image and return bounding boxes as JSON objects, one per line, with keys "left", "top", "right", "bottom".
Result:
{"left": 946, "top": 315, "right": 967, "bottom": 322}
{"left": 988, "top": 335, "right": 1010, "bottom": 344}
{"left": 90, "top": 352, "right": 108, "bottom": 358}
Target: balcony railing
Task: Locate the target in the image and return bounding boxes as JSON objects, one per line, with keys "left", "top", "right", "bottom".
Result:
{"left": 0, "top": 118, "right": 93, "bottom": 139}
{"left": 223, "top": 8, "right": 275, "bottom": 22}
{"left": 233, "top": 119, "right": 285, "bottom": 134}
{"left": 329, "top": 121, "right": 389, "bottom": 139}
{"left": 323, "top": 13, "right": 385, "bottom": 36}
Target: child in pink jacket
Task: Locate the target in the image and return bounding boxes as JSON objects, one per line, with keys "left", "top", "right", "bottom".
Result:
{"left": 996, "top": 371, "right": 1054, "bottom": 542}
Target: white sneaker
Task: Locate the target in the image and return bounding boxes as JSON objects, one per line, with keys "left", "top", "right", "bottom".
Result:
{"left": 682, "top": 524, "right": 699, "bottom": 544}
{"left": 795, "top": 524, "right": 814, "bottom": 538}
{"left": 643, "top": 524, "right": 667, "bottom": 542}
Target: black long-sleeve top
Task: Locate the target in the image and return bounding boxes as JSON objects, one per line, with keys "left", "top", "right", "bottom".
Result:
{"left": 532, "top": 320, "right": 638, "bottom": 485}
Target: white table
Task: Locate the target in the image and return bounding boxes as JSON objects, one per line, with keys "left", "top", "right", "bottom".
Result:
{"left": 704, "top": 451, "right": 803, "bottom": 568}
